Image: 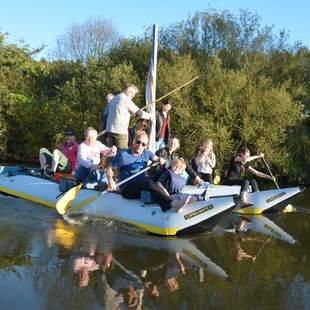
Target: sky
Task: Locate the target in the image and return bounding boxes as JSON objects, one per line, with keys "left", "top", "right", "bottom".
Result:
{"left": 1, "top": 0, "right": 309, "bottom": 59}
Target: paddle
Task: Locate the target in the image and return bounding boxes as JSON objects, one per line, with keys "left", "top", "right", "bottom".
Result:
{"left": 55, "top": 148, "right": 116, "bottom": 214}
{"left": 140, "top": 75, "right": 199, "bottom": 111}
{"left": 56, "top": 162, "right": 159, "bottom": 215}
{"left": 262, "top": 156, "right": 280, "bottom": 189}
{"left": 253, "top": 235, "right": 272, "bottom": 262}
{"left": 56, "top": 183, "right": 83, "bottom": 214}
{"left": 112, "top": 258, "right": 143, "bottom": 284}
{"left": 112, "top": 258, "right": 144, "bottom": 308}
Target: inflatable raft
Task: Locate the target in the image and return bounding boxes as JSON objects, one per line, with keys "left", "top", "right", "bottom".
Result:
{"left": 0, "top": 166, "right": 234, "bottom": 236}
{"left": 0, "top": 166, "right": 303, "bottom": 236}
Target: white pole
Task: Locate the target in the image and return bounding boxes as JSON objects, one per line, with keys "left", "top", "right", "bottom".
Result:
{"left": 145, "top": 24, "right": 158, "bottom": 153}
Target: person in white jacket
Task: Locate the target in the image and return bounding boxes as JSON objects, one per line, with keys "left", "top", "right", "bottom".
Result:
{"left": 75, "top": 127, "right": 117, "bottom": 187}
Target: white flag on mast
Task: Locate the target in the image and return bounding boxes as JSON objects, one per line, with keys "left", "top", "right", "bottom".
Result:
{"left": 145, "top": 25, "right": 158, "bottom": 153}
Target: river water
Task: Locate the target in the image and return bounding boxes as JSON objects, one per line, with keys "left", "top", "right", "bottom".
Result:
{"left": 0, "top": 188, "right": 309, "bottom": 310}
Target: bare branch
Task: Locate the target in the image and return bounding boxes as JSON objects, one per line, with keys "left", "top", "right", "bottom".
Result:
{"left": 54, "top": 17, "right": 120, "bottom": 62}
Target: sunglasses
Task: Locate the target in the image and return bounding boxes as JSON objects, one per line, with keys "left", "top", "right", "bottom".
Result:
{"left": 135, "top": 140, "right": 147, "bottom": 147}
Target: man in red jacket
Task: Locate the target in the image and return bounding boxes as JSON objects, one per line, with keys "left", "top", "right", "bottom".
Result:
{"left": 39, "top": 130, "right": 79, "bottom": 177}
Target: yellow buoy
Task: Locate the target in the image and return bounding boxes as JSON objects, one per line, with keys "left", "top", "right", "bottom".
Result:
{"left": 282, "top": 204, "right": 295, "bottom": 213}
{"left": 214, "top": 175, "right": 221, "bottom": 185}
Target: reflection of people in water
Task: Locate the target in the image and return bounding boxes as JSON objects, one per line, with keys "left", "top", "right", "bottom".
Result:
{"left": 73, "top": 243, "right": 99, "bottom": 287}
{"left": 164, "top": 252, "right": 187, "bottom": 292}
{"left": 95, "top": 270, "right": 143, "bottom": 309}
{"left": 119, "top": 285, "right": 143, "bottom": 309}
{"left": 176, "top": 252, "right": 186, "bottom": 274}
{"left": 72, "top": 238, "right": 114, "bottom": 288}
{"left": 141, "top": 251, "right": 187, "bottom": 299}
{"left": 95, "top": 247, "right": 187, "bottom": 307}
{"left": 95, "top": 250, "right": 113, "bottom": 273}
{"left": 230, "top": 218, "right": 262, "bottom": 262}
{"left": 145, "top": 282, "right": 160, "bottom": 299}
{"left": 235, "top": 218, "right": 250, "bottom": 233}
{"left": 230, "top": 237, "right": 256, "bottom": 262}
{"left": 74, "top": 255, "right": 99, "bottom": 287}
{"left": 96, "top": 274, "right": 124, "bottom": 310}
{"left": 165, "top": 276, "right": 179, "bottom": 292}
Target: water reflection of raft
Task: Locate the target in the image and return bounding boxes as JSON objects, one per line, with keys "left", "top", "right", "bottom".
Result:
{"left": 104, "top": 231, "right": 229, "bottom": 279}
{"left": 215, "top": 213, "right": 296, "bottom": 244}
{"left": 0, "top": 165, "right": 303, "bottom": 236}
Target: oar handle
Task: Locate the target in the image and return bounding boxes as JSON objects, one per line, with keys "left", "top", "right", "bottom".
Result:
{"left": 102, "top": 161, "right": 159, "bottom": 195}
{"left": 65, "top": 162, "right": 159, "bottom": 213}
{"left": 97, "top": 130, "right": 106, "bottom": 138}
{"left": 262, "top": 157, "right": 280, "bottom": 189}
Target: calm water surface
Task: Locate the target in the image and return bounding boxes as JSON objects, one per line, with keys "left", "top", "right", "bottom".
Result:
{"left": 0, "top": 189, "right": 309, "bottom": 310}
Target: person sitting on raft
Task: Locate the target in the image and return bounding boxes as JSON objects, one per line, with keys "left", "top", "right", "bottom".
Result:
{"left": 128, "top": 118, "right": 149, "bottom": 147}
{"left": 156, "top": 137, "right": 204, "bottom": 185}
{"left": 106, "top": 132, "right": 165, "bottom": 199}
{"left": 191, "top": 139, "right": 216, "bottom": 184}
{"left": 150, "top": 158, "right": 210, "bottom": 212}
{"left": 75, "top": 127, "right": 117, "bottom": 188}
{"left": 224, "top": 146, "right": 276, "bottom": 205}
{"left": 39, "top": 129, "right": 79, "bottom": 178}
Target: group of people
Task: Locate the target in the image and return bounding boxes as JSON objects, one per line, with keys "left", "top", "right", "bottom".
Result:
{"left": 39, "top": 82, "right": 276, "bottom": 211}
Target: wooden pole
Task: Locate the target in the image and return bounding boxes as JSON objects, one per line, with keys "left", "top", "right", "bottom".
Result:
{"left": 141, "top": 75, "right": 199, "bottom": 111}
{"left": 97, "top": 76, "right": 199, "bottom": 138}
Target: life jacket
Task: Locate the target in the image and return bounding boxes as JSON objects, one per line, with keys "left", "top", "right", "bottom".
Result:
{"left": 168, "top": 169, "right": 186, "bottom": 194}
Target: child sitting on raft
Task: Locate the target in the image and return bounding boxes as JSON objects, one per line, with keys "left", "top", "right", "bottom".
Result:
{"left": 191, "top": 139, "right": 216, "bottom": 184}
{"left": 149, "top": 158, "right": 210, "bottom": 212}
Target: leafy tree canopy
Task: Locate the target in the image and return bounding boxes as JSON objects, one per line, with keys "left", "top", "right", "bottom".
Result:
{"left": 0, "top": 8, "right": 309, "bottom": 183}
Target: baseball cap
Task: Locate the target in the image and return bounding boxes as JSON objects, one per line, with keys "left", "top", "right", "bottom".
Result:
{"left": 64, "top": 129, "right": 76, "bottom": 136}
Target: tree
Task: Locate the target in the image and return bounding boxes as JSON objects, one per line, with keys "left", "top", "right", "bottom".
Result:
{"left": 54, "top": 17, "right": 121, "bottom": 62}
{"left": 159, "top": 9, "right": 281, "bottom": 69}
{"left": 0, "top": 33, "right": 44, "bottom": 159}
{"left": 0, "top": 9, "right": 309, "bottom": 183}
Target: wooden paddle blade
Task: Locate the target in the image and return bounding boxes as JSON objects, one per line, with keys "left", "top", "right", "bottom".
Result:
{"left": 56, "top": 183, "right": 83, "bottom": 215}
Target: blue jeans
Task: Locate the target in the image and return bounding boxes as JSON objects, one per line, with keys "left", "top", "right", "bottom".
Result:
{"left": 75, "top": 166, "right": 107, "bottom": 184}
